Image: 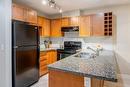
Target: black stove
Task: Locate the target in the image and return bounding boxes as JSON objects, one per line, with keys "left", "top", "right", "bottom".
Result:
{"left": 57, "top": 41, "right": 82, "bottom": 60}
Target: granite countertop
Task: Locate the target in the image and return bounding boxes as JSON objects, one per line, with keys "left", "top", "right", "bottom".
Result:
{"left": 40, "top": 48, "right": 58, "bottom": 52}
{"left": 48, "top": 50, "right": 118, "bottom": 82}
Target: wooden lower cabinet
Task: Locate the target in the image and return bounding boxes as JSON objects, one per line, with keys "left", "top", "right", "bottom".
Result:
{"left": 47, "top": 50, "right": 57, "bottom": 64}
{"left": 49, "top": 70, "right": 104, "bottom": 87}
{"left": 40, "top": 50, "right": 57, "bottom": 76}
{"left": 40, "top": 52, "right": 48, "bottom": 76}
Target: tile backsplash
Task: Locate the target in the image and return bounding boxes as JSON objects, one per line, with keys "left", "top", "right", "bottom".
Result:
{"left": 50, "top": 37, "right": 114, "bottom": 50}
{"left": 40, "top": 32, "right": 114, "bottom": 50}
{"left": 40, "top": 37, "right": 49, "bottom": 45}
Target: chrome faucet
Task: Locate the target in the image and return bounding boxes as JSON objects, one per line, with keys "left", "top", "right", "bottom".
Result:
{"left": 87, "top": 46, "right": 100, "bottom": 56}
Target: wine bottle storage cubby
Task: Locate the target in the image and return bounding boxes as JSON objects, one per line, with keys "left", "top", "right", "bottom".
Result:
{"left": 104, "top": 12, "right": 113, "bottom": 36}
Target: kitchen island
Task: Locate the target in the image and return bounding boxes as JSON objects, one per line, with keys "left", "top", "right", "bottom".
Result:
{"left": 48, "top": 50, "right": 118, "bottom": 87}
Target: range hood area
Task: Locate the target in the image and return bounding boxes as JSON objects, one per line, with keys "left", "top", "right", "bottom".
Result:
{"left": 61, "top": 26, "right": 79, "bottom": 32}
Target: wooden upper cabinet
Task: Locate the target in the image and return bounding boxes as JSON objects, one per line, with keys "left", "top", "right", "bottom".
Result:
{"left": 79, "top": 16, "right": 92, "bottom": 37}
{"left": 61, "top": 18, "right": 70, "bottom": 27}
{"left": 43, "top": 18, "right": 50, "bottom": 37}
{"left": 12, "top": 4, "right": 25, "bottom": 21}
{"left": 51, "top": 19, "right": 62, "bottom": 37}
{"left": 70, "top": 17, "right": 80, "bottom": 26}
{"left": 61, "top": 17, "right": 80, "bottom": 27}
{"left": 92, "top": 13, "right": 104, "bottom": 36}
{"left": 38, "top": 16, "right": 44, "bottom": 36}
{"left": 38, "top": 16, "right": 50, "bottom": 37}
{"left": 26, "top": 9, "right": 37, "bottom": 24}
{"left": 38, "top": 16, "right": 43, "bottom": 26}
{"left": 12, "top": 3, "right": 37, "bottom": 24}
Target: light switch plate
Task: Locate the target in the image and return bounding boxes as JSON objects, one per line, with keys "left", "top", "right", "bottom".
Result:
{"left": 84, "top": 77, "right": 91, "bottom": 87}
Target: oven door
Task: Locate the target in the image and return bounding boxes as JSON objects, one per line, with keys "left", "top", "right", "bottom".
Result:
{"left": 57, "top": 52, "right": 73, "bottom": 60}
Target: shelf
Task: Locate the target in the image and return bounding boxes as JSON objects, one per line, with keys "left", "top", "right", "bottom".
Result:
{"left": 104, "top": 12, "right": 113, "bottom": 36}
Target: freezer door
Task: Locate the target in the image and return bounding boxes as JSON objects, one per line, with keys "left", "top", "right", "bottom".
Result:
{"left": 12, "top": 21, "right": 39, "bottom": 46}
{"left": 12, "top": 46, "right": 39, "bottom": 87}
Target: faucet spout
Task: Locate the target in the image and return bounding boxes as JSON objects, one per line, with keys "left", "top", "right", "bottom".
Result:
{"left": 87, "top": 46, "right": 100, "bottom": 56}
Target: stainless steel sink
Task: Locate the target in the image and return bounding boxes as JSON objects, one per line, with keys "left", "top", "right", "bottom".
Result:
{"left": 74, "top": 52, "right": 96, "bottom": 59}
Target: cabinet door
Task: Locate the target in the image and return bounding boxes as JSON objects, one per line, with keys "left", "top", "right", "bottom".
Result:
{"left": 50, "top": 51, "right": 57, "bottom": 64}
{"left": 38, "top": 16, "right": 43, "bottom": 26}
{"left": 80, "top": 16, "right": 92, "bottom": 37}
{"left": 38, "top": 16, "right": 44, "bottom": 36}
{"left": 27, "top": 9, "right": 37, "bottom": 24}
{"left": 40, "top": 52, "right": 48, "bottom": 76}
{"left": 51, "top": 19, "right": 62, "bottom": 37}
{"left": 70, "top": 17, "right": 80, "bottom": 26}
{"left": 12, "top": 4, "right": 25, "bottom": 21}
{"left": 92, "top": 14, "right": 104, "bottom": 36}
{"left": 43, "top": 18, "right": 50, "bottom": 37}
{"left": 62, "top": 18, "right": 70, "bottom": 27}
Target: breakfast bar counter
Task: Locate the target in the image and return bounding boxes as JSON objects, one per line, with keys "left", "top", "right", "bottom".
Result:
{"left": 48, "top": 50, "right": 118, "bottom": 87}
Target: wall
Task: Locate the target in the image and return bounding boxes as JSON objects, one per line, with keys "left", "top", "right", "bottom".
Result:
{"left": 0, "top": 0, "right": 12, "bottom": 87}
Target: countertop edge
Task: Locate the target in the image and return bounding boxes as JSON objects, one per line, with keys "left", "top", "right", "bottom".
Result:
{"left": 48, "top": 66, "right": 118, "bottom": 82}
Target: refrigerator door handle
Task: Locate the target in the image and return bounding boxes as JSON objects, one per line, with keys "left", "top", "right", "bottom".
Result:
{"left": 13, "top": 46, "right": 18, "bottom": 49}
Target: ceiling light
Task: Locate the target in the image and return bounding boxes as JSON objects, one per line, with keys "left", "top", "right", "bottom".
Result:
{"left": 42, "top": 0, "right": 47, "bottom": 5}
{"left": 59, "top": 9, "right": 63, "bottom": 13}
{"left": 43, "top": 0, "right": 62, "bottom": 13}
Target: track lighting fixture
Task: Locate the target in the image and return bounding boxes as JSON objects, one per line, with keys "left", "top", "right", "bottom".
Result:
{"left": 42, "top": 0, "right": 63, "bottom": 13}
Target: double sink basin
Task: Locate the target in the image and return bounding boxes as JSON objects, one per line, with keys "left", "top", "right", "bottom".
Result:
{"left": 74, "top": 52, "right": 97, "bottom": 59}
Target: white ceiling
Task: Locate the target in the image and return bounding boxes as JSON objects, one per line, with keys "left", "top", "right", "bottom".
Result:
{"left": 13, "top": 0, "right": 130, "bottom": 15}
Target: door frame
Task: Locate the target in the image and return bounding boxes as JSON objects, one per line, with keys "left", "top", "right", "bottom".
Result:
{"left": 0, "top": 0, "right": 12, "bottom": 87}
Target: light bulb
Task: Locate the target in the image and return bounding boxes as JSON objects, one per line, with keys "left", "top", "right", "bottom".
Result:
{"left": 42, "top": 0, "right": 47, "bottom": 5}
{"left": 59, "top": 9, "right": 62, "bottom": 13}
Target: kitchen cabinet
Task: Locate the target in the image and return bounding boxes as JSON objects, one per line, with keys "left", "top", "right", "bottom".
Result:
{"left": 43, "top": 18, "right": 51, "bottom": 37}
{"left": 61, "top": 17, "right": 70, "bottom": 27}
{"left": 49, "top": 70, "right": 104, "bottom": 87}
{"left": 38, "top": 16, "right": 50, "bottom": 37}
{"left": 40, "top": 50, "right": 57, "bottom": 76}
{"left": 51, "top": 19, "right": 62, "bottom": 37}
{"left": 92, "top": 12, "right": 114, "bottom": 36}
{"left": 70, "top": 16, "right": 80, "bottom": 26}
{"left": 12, "top": 3, "right": 25, "bottom": 21}
{"left": 12, "top": 3, "right": 37, "bottom": 24}
{"left": 48, "top": 50, "right": 57, "bottom": 64}
{"left": 92, "top": 13, "right": 104, "bottom": 36}
{"left": 40, "top": 52, "right": 48, "bottom": 76}
{"left": 61, "top": 17, "right": 80, "bottom": 27}
{"left": 104, "top": 12, "right": 113, "bottom": 36}
{"left": 38, "top": 16, "right": 44, "bottom": 36}
{"left": 79, "top": 16, "right": 92, "bottom": 37}
{"left": 26, "top": 8, "right": 37, "bottom": 24}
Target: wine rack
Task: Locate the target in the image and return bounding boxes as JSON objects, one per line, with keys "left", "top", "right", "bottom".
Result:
{"left": 104, "top": 12, "right": 113, "bottom": 36}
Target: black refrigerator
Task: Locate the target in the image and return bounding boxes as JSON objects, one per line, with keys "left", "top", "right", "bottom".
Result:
{"left": 12, "top": 20, "right": 40, "bottom": 87}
